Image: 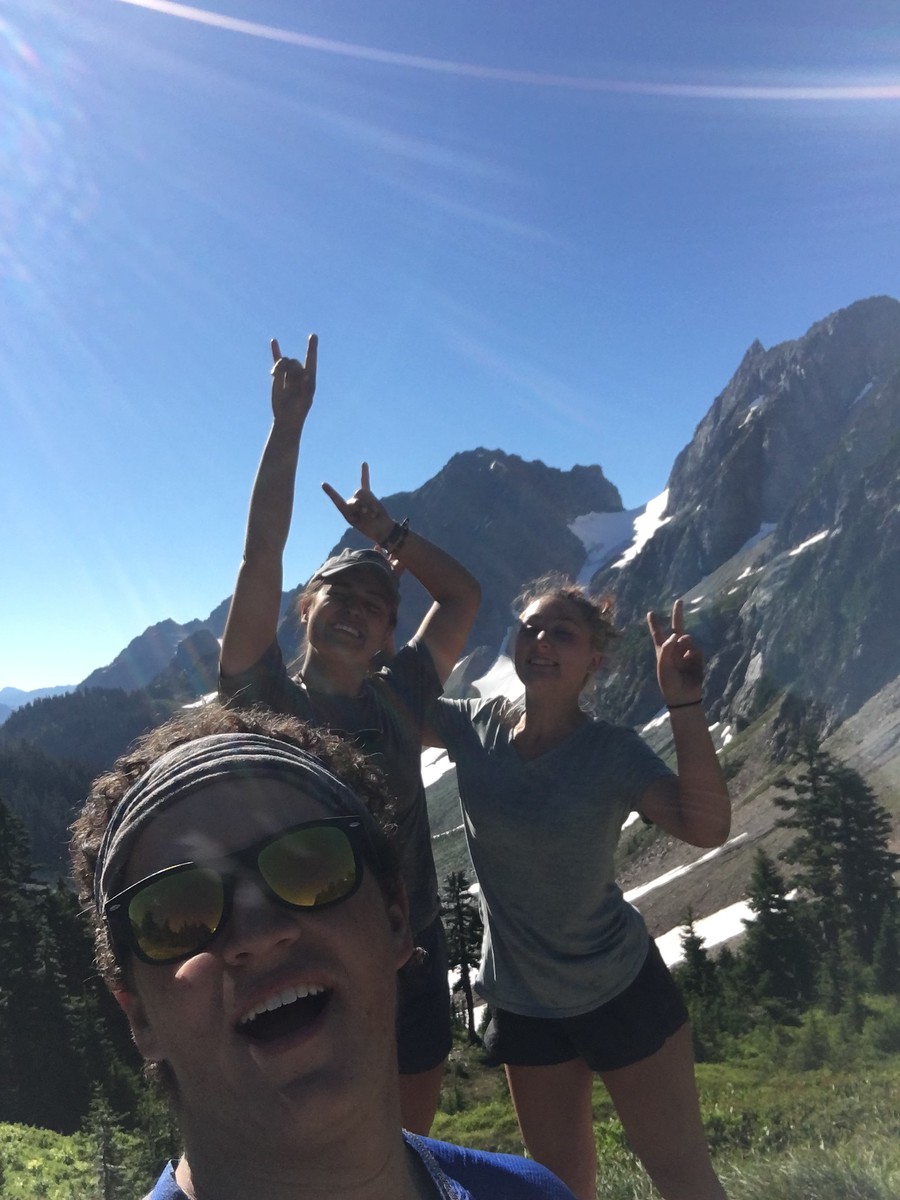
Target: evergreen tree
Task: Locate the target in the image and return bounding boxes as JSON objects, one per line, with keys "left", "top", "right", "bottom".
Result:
{"left": 440, "top": 871, "right": 483, "bottom": 1043}
{"left": 677, "top": 910, "right": 719, "bottom": 1001}
{"left": 872, "top": 903, "right": 900, "bottom": 994}
{"left": 0, "top": 795, "right": 143, "bottom": 1133}
{"left": 739, "top": 849, "right": 815, "bottom": 1016}
{"left": 0, "top": 798, "right": 45, "bottom": 1125}
{"left": 775, "top": 737, "right": 899, "bottom": 964}
{"left": 831, "top": 763, "right": 899, "bottom": 961}
{"left": 673, "top": 911, "right": 723, "bottom": 1061}
{"left": 86, "top": 1087, "right": 130, "bottom": 1200}
{"left": 789, "top": 1009, "right": 831, "bottom": 1071}
{"left": 816, "top": 941, "right": 849, "bottom": 1016}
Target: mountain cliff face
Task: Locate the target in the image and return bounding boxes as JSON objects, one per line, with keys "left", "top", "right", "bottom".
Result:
{"left": 593, "top": 296, "right": 900, "bottom": 731}
{"left": 663, "top": 295, "right": 900, "bottom": 587}
{"left": 276, "top": 448, "right": 622, "bottom": 666}
{"left": 78, "top": 618, "right": 208, "bottom": 693}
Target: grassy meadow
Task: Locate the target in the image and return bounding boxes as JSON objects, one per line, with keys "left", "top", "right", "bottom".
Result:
{"left": 3, "top": 1000, "right": 899, "bottom": 1200}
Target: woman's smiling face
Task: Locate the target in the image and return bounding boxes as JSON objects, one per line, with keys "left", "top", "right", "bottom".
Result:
{"left": 514, "top": 596, "right": 603, "bottom": 695}
{"left": 116, "top": 776, "right": 411, "bottom": 1148}
{"left": 301, "top": 566, "right": 396, "bottom": 666}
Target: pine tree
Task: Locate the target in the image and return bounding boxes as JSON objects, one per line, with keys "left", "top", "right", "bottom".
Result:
{"left": 830, "top": 763, "right": 899, "bottom": 961}
{"left": 0, "top": 795, "right": 143, "bottom": 1133}
{"left": 0, "top": 798, "right": 43, "bottom": 1125}
{"left": 440, "top": 871, "right": 483, "bottom": 1043}
{"left": 775, "top": 736, "right": 899, "bottom": 964}
{"left": 677, "top": 910, "right": 719, "bottom": 1001}
{"left": 673, "top": 911, "right": 723, "bottom": 1061}
{"left": 872, "top": 903, "right": 900, "bottom": 994}
{"left": 86, "top": 1087, "right": 129, "bottom": 1200}
{"left": 790, "top": 1009, "right": 831, "bottom": 1071}
{"left": 739, "top": 849, "right": 815, "bottom": 1016}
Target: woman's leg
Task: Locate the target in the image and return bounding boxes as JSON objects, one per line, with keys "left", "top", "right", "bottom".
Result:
{"left": 505, "top": 1059, "right": 597, "bottom": 1200}
{"left": 599, "top": 1022, "right": 725, "bottom": 1200}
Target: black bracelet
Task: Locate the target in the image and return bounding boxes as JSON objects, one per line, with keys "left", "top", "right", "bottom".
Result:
{"left": 667, "top": 699, "right": 704, "bottom": 710}
{"left": 380, "top": 517, "right": 409, "bottom": 554}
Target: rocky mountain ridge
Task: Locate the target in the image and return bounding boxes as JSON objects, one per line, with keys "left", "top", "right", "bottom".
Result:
{"left": 2, "top": 296, "right": 898, "bottom": 942}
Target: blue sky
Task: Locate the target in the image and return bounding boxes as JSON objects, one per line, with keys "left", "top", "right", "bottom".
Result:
{"left": 3, "top": 0, "right": 899, "bottom": 690}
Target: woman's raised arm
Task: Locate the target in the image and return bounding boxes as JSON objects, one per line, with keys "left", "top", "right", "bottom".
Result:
{"left": 637, "top": 600, "right": 731, "bottom": 847}
{"left": 322, "top": 462, "right": 480, "bottom": 684}
{"left": 220, "top": 334, "right": 317, "bottom": 678}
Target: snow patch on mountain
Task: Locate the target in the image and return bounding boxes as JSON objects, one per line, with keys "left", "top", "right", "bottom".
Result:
{"left": 422, "top": 746, "right": 456, "bottom": 788}
{"left": 788, "top": 529, "right": 831, "bottom": 557}
{"left": 739, "top": 395, "right": 766, "bottom": 428}
{"left": 568, "top": 490, "right": 671, "bottom": 581}
{"left": 625, "top": 834, "right": 748, "bottom": 904}
{"left": 611, "top": 490, "right": 671, "bottom": 569}
{"left": 569, "top": 508, "right": 642, "bottom": 583}
{"left": 656, "top": 899, "right": 754, "bottom": 967}
{"left": 471, "top": 652, "right": 524, "bottom": 703}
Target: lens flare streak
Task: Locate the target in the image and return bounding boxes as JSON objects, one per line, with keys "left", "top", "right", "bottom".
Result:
{"left": 114, "top": 0, "right": 900, "bottom": 102}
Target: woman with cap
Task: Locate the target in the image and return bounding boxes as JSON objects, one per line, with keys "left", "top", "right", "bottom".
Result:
{"left": 218, "top": 334, "right": 481, "bottom": 1134}
{"left": 72, "top": 705, "right": 576, "bottom": 1200}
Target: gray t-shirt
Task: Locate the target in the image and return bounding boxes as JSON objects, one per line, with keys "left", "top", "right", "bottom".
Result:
{"left": 430, "top": 696, "right": 675, "bottom": 1018}
{"left": 220, "top": 639, "right": 442, "bottom": 934}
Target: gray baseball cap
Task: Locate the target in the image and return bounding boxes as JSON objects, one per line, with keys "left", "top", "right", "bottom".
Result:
{"left": 312, "top": 548, "right": 400, "bottom": 599}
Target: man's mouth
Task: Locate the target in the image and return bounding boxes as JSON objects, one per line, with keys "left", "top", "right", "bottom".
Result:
{"left": 237, "top": 985, "right": 331, "bottom": 1043}
{"left": 333, "top": 622, "right": 363, "bottom": 640}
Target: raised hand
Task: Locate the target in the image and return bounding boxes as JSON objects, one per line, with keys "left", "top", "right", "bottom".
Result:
{"left": 322, "top": 462, "right": 395, "bottom": 546}
{"left": 646, "top": 599, "right": 704, "bottom": 707}
{"left": 270, "top": 334, "right": 317, "bottom": 422}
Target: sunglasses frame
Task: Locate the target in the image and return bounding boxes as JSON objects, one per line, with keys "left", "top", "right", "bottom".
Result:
{"left": 103, "top": 816, "right": 368, "bottom": 966}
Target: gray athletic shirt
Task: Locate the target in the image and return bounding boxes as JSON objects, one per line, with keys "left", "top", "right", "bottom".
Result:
{"left": 219, "top": 639, "right": 442, "bottom": 934}
{"left": 430, "top": 695, "right": 675, "bottom": 1018}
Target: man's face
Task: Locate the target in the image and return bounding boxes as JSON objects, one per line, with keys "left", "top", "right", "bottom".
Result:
{"left": 116, "top": 777, "right": 411, "bottom": 1149}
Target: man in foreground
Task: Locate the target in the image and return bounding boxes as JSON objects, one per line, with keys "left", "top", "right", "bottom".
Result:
{"left": 71, "top": 705, "right": 575, "bottom": 1200}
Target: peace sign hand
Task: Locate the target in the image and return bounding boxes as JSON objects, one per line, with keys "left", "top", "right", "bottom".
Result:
{"left": 270, "top": 334, "right": 317, "bottom": 422}
{"left": 646, "top": 599, "right": 704, "bottom": 707}
{"left": 322, "top": 462, "right": 395, "bottom": 546}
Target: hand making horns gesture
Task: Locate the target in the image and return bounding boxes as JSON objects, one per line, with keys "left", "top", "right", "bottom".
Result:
{"left": 647, "top": 599, "right": 705, "bottom": 708}
{"left": 270, "top": 334, "right": 318, "bottom": 422}
{"left": 322, "top": 462, "right": 397, "bottom": 549}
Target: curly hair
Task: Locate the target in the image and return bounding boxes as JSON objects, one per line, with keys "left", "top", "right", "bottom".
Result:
{"left": 70, "top": 703, "right": 402, "bottom": 992}
{"left": 513, "top": 573, "right": 620, "bottom": 655}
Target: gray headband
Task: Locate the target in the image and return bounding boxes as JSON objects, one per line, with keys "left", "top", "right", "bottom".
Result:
{"left": 93, "top": 732, "right": 378, "bottom": 913}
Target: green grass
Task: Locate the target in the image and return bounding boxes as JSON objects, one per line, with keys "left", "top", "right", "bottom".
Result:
{"left": 4, "top": 1026, "right": 899, "bottom": 1199}
{"left": 430, "top": 1024, "right": 900, "bottom": 1198}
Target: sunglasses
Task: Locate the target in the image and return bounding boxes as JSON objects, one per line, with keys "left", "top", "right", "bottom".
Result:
{"left": 103, "top": 817, "right": 367, "bottom": 966}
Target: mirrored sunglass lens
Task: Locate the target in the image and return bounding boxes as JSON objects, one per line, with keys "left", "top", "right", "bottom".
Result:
{"left": 128, "top": 867, "right": 225, "bottom": 962}
{"left": 260, "top": 827, "right": 358, "bottom": 908}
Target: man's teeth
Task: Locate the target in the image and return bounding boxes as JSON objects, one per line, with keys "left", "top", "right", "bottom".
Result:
{"left": 240, "top": 985, "right": 326, "bottom": 1025}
